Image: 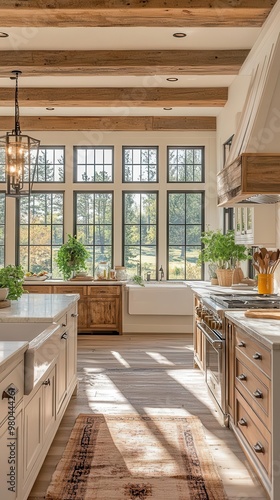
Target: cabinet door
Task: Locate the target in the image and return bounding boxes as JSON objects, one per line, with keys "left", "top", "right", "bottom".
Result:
{"left": 23, "top": 387, "right": 42, "bottom": 483}
{"left": 56, "top": 330, "right": 67, "bottom": 415}
{"left": 0, "top": 407, "right": 23, "bottom": 500}
{"left": 66, "top": 307, "right": 77, "bottom": 387}
{"left": 226, "top": 320, "right": 235, "bottom": 418}
{"left": 53, "top": 286, "right": 87, "bottom": 332}
{"left": 88, "top": 297, "right": 120, "bottom": 330}
{"left": 23, "top": 285, "right": 52, "bottom": 294}
{"left": 42, "top": 367, "right": 55, "bottom": 442}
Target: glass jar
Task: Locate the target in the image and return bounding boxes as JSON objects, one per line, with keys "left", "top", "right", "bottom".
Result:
{"left": 95, "top": 261, "right": 109, "bottom": 280}
{"left": 115, "top": 266, "right": 127, "bottom": 281}
{"left": 258, "top": 273, "right": 274, "bottom": 294}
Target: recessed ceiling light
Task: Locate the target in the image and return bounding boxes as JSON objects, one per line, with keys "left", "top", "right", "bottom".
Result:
{"left": 163, "top": 107, "right": 173, "bottom": 111}
{"left": 166, "top": 78, "right": 178, "bottom": 82}
{"left": 173, "top": 32, "right": 187, "bottom": 38}
{"left": 46, "top": 107, "right": 55, "bottom": 111}
{"left": 0, "top": 32, "right": 9, "bottom": 38}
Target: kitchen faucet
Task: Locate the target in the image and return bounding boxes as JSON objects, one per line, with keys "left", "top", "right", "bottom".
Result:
{"left": 159, "top": 265, "right": 164, "bottom": 281}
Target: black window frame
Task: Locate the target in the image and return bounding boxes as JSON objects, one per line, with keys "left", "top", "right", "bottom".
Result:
{"left": 122, "top": 146, "right": 159, "bottom": 183}
{"left": 74, "top": 190, "right": 114, "bottom": 275}
{"left": 16, "top": 190, "right": 64, "bottom": 276}
{"left": 122, "top": 190, "right": 158, "bottom": 278}
{"left": 167, "top": 146, "right": 205, "bottom": 183}
{"left": 167, "top": 190, "right": 205, "bottom": 281}
{"left": 32, "top": 145, "right": 65, "bottom": 183}
{"left": 73, "top": 146, "right": 114, "bottom": 183}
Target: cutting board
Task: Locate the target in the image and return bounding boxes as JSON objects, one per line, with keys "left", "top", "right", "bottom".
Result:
{"left": 245, "top": 309, "right": 280, "bottom": 320}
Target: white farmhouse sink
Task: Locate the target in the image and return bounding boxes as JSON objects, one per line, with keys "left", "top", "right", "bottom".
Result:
{"left": 0, "top": 322, "right": 61, "bottom": 394}
{"left": 126, "top": 282, "right": 193, "bottom": 315}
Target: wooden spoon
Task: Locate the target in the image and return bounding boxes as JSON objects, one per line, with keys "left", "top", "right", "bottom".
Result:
{"left": 259, "top": 247, "right": 268, "bottom": 260}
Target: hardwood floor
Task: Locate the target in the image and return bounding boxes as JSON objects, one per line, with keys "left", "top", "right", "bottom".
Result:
{"left": 29, "top": 334, "right": 269, "bottom": 499}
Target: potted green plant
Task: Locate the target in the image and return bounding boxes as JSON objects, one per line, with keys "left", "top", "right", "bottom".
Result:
{"left": 198, "top": 229, "right": 251, "bottom": 286}
{"left": 0, "top": 264, "right": 25, "bottom": 300}
{"left": 56, "top": 234, "right": 89, "bottom": 280}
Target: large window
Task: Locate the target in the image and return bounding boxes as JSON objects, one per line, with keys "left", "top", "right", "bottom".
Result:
{"left": 168, "top": 191, "right": 204, "bottom": 280}
{"left": 18, "top": 192, "right": 64, "bottom": 276}
{"left": 0, "top": 193, "right": 5, "bottom": 267}
{"left": 75, "top": 192, "right": 113, "bottom": 275}
{"left": 168, "top": 147, "right": 204, "bottom": 182}
{"left": 74, "top": 147, "right": 113, "bottom": 182}
{"left": 33, "top": 147, "right": 65, "bottom": 182}
{"left": 123, "top": 192, "right": 158, "bottom": 278}
{"left": 123, "top": 147, "right": 158, "bottom": 182}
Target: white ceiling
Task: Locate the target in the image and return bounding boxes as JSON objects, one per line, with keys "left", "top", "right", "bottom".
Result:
{"left": 0, "top": 25, "right": 262, "bottom": 118}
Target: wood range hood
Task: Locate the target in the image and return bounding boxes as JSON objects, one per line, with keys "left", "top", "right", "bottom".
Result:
{"left": 217, "top": 30, "right": 280, "bottom": 207}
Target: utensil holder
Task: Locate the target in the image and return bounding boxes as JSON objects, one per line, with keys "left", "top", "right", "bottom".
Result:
{"left": 258, "top": 274, "right": 274, "bottom": 294}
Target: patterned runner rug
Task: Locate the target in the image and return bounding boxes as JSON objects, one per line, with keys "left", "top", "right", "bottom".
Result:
{"left": 46, "top": 414, "right": 227, "bottom": 500}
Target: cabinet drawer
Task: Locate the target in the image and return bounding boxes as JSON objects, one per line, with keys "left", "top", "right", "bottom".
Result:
{"left": 235, "top": 390, "right": 271, "bottom": 476}
{"left": 53, "top": 285, "right": 86, "bottom": 297}
{"left": 24, "top": 285, "right": 52, "bottom": 294}
{"left": 235, "top": 328, "right": 270, "bottom": 377}
{"left": 235, "top": 357, "right": 270, "bottom": 427}
{"left": 87, "top": 285, "right": 120, "bottom": 296}
{"left": 0, "top": 360, "right": 24, "bottom": 425}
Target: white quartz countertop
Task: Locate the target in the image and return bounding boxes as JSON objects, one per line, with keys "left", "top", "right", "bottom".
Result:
{"left": 185, "top": 281, "right": 257, "bottom": 297}
{"left": 24, "top": 279, "right": 126, "bottom": 285}
{"left": 0, "top": 341, "right": 28, "bottom": 373}
{"left": 225, "top": 310, "right": 280, "bottom": 349}
{"left": 0, "top": 293, "right": 79, "bottom": 323}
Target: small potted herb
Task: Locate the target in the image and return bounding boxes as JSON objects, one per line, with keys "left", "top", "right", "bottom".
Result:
{"left": 0, "top": 265, "right": 25, "bottom": 300}
{"left": 56, "top": 234, "right": 89, "bottom": 280}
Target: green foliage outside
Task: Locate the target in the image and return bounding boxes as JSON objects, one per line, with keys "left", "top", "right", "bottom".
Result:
{"left": 0, "top": 265, "right": 25, "bottom": 300}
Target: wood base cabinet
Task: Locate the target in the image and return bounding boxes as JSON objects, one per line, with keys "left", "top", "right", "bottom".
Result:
{"left": 225, "top": 319, "right": 274, "bottom": 498}
{"left": 24, "top": 283, "right": 122, "bottom": 333}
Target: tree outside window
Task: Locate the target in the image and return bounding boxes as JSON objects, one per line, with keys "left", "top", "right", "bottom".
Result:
{"left": 123, "top": 191, "right": 157, "bottom": 279}
{"left": 168, "top": 191, "right": 204, "bottom": 280}
{"left": 75, "top": 192, "right": 113, "bottom": 275}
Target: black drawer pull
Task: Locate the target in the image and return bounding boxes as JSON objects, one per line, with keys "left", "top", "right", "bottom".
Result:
{"left": 253, "top": 442, "right": 264, "bottom": 453}
{"left": 42, "top": 378, "right": 50, "bottom": 386}
{"left": 253, "top": 389, "right": 263, "bottom": 398}
{"left": 238, "top": 341, "right": 246, "bottom": 348}
{"left": 61, "top": 332, "right": 68, "bottom": 340}
{"left": 238, "top": 417, "right": 247, "bottom": 426}
{"left": 61, "top": 322, "right": 67, "bottom": 327}
{"left": 253, "top": 352, "right": 262, "bottom": 360}
{"left": 71, "top": 313, "right": 79, "bottom": 317}
{"left": 238, "top": 373, "right": 247, "bottom": 381}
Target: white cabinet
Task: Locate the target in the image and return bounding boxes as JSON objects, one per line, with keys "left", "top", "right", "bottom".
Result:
{"left": 0, "top": 354, "right": 25, "bottom": 500}
{"left": 234, "top": 204, "right": 276, "bottom": 246}
{"left": 55, "top": 305, "right": 77, "bottom": 417}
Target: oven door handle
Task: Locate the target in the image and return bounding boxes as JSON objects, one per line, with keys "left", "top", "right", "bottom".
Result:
{"left": 197, "top": 322, "right": 223, "bottom": 349}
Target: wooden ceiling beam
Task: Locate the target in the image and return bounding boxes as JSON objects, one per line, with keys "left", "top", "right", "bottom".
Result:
{"left": 0, "top": 1, "right": 276, "bottom": 27}
{"left": 0, "top": 50, "right": 249, "bottom": 77}
{"left": 0, "top": 87, "right": 228, "bottom": 107}
{"left": 0, "top": 116, "right": 216, "bottom": 131}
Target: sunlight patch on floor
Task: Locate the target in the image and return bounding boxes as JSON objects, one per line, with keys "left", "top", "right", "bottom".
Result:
{"left": 146, "top": 352, "right": 174, "bottom": 365}
{"left": 111, "top": 350, "right": 131, "bottom": 368}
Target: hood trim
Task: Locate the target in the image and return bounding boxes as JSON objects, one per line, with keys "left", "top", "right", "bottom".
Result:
{"left": 217, "top": 152, "right": 280, "bottom": 207}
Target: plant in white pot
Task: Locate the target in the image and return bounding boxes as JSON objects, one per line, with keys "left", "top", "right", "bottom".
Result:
{"left": 199, "top": 230, "right": 251, "bottom": 286}
{"left": 56, "top": 234, "right": 90, "bottom": 280}
{"left": 0, "top": 265, "right": 25, "bottom": 300}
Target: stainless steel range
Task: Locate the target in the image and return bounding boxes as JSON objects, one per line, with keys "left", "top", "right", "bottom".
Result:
{"left": 195, "top": 293, "right": 280, "bottom": 423}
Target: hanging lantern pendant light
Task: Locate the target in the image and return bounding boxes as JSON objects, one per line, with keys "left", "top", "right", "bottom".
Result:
{"left": 1, "top": 70, "right": 40, "bottom": 197}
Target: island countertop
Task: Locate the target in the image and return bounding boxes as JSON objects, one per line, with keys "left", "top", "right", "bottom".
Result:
{"left": 0, "top": 293, "right": 79, "bottom": 323}
{"left": 225, "top": 310, "right": 280, "bottom": 349}
{"left": 0, "top": 340, "right": 28, "bottom": 373}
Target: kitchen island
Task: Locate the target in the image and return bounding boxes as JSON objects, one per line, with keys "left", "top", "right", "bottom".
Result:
{"left": 0, "top": 293, "right": 79, "bottom": 500}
